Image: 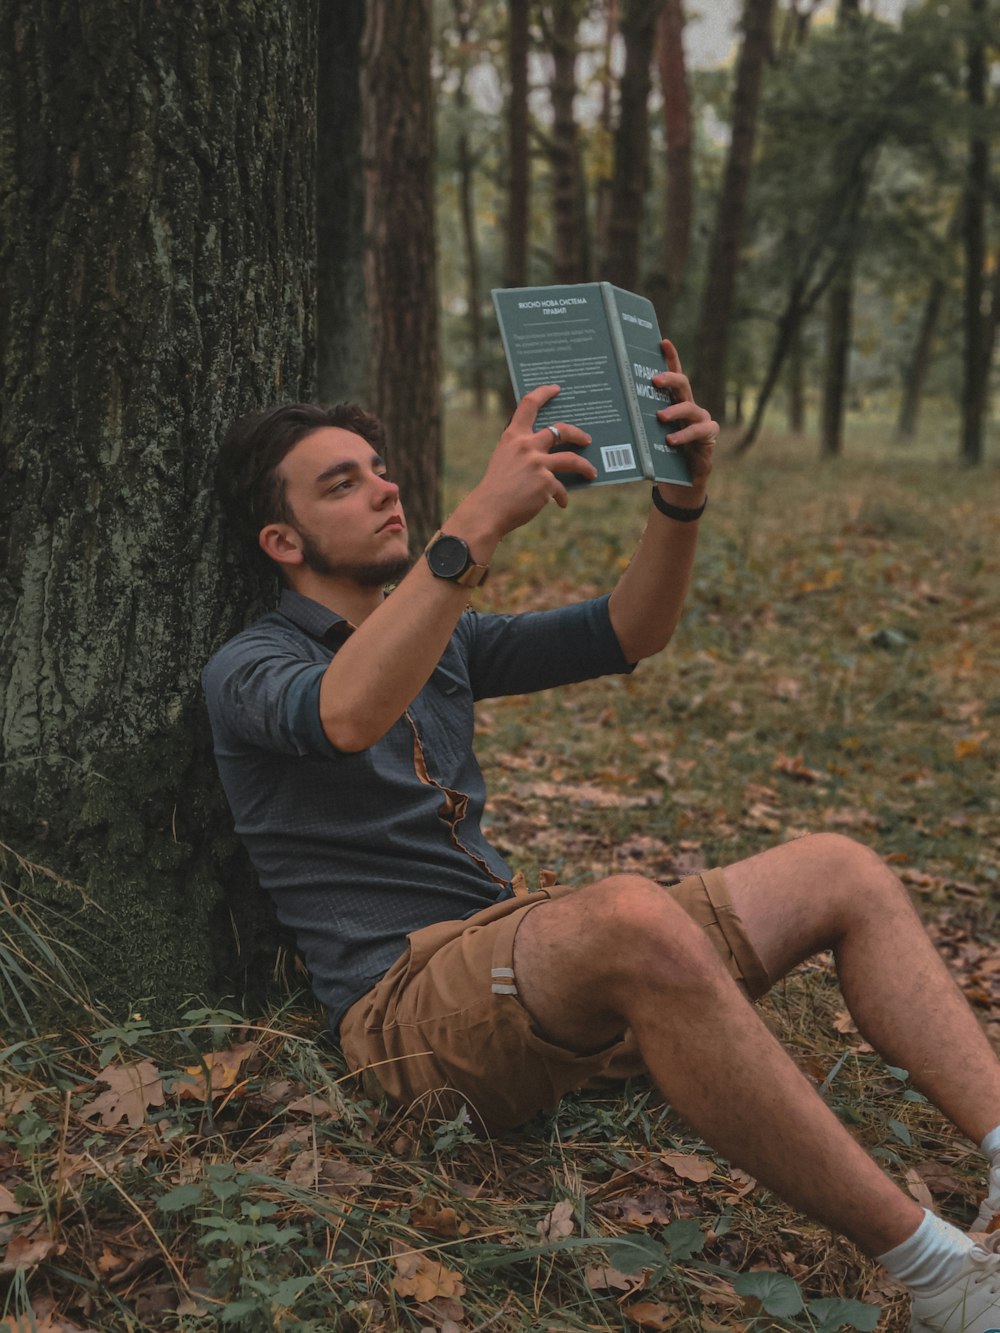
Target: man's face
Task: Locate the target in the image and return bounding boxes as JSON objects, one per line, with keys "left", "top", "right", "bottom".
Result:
{"left": 268, "top": 428, "right": 410, "bottom": 586}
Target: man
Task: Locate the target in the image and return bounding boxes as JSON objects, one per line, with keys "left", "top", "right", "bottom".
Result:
{"left": 204, "top": 344, "right": 1000, "bottom": 1332}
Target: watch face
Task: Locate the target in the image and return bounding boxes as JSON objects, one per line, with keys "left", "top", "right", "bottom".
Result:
{"left": 426, "top": 534, "right": 470, "bottom": 579}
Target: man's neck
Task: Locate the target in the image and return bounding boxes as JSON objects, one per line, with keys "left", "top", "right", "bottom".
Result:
{"left": 286, "top": 572, "right": 386, "bottom": 626}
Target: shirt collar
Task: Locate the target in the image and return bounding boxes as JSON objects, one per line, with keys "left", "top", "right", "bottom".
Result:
{"left": 277, "top": 588, "right": 352, "bottom": 647}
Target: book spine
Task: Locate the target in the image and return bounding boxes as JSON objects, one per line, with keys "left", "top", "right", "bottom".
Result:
{"left": 599, "top": 281, "right": 654, "bottom": 478}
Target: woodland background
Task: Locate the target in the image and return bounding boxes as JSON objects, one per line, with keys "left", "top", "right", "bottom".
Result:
{"left": 0, "top": 1, "right": 998, "bottom": 1329}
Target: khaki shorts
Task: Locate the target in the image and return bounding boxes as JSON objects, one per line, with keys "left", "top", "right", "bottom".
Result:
{"left": 338, "top": 869, "right": 770, "bottom": 1134}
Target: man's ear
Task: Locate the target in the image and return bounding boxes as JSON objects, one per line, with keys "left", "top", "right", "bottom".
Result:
{"left": 258, "top": 524, "right": 304, "bottom": 568}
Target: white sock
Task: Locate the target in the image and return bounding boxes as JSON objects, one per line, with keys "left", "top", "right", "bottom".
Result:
{"left": 981, "top": 1125, "right": 1000, "bottom": 1163}
{"left": 877, "top": 1209, "right": 976, "bottom": 1294}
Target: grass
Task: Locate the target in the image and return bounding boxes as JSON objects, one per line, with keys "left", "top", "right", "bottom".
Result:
{"left": 1, "top": 409, "right": 998, "bottom": 1332}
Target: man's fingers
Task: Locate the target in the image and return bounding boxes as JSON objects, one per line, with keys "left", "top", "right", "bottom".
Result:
{"left": 546, "top": 449, "right": 598, "bottom": 482}
{"left": 512, "top": 382, "right": 561, "bottom": 428}
{"left": 538, "top": 422, "right": 592, "bottom": 450}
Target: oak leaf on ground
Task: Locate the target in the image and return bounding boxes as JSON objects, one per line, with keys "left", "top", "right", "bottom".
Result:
{"left": 390, "top": 1248, "right": 465, "bottom": 1302}
{"left": 79, "top": 1060, "right": 164, "bottom": 1129}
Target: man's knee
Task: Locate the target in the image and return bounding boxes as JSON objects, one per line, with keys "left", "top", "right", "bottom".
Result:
{"left": 577, "top": 873, "right": 730, "bottom": 994}
{"left": 797, "top": 832, "right": 910, "bottom": 919}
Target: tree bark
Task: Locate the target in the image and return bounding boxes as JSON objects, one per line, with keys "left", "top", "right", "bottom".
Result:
{"left": 317, "top": 0, "right": 367, "bottom": 404}
{"left": 602, "top": 0, "right": 661, "bottom": 291}
{"left": 594, "top": 0, "right": 621, "bottom": 274}
{"left": 648, "top": 0, "right": 693, "bottom": 334}
{"left": 693, "top": 0, "right": 775, "bottom": 423}
{"left": 361, "top": 0, "right": 441, "bottom": 548}
{"left": 895, "top": 275, "right": 945, "bottom": 442}
{"left": 960, "top": 0, "right": 988, "bottom": 466}
{"left": 0, "top": 0, "right": 316, "bottom": 1020}
{"left": 787, "top": 323, "right": 806, "bottom": 433}
{"left": 452, "top": 0, "right": 486, "bottom": 414}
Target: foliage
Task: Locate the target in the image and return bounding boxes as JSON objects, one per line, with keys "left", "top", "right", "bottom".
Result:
{"left": 2, "top": 411, "right": 998, "bottom": 1331}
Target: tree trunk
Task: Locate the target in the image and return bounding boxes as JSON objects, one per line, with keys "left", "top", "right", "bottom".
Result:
{"left": 504, "top": 0, "right": 531, "bottom": 291}
{"left": 895, "top": 275, "right": 945, "bottom": 442}
{"left": 0, "top": 0, "right": 316, "bottom": 1021}
{"left": 787, "top": 323, "right": 806, "bottom": 433}
{"left": 316, "top": 0, "right": 367, "bottom": 404}
{"left": 362, "top": 0, "right": 441, "bottom": 548}
{"left": 594, "top": 0, "right": 621, "bottom": 274}
{"left": 602, "top": 0, "right": 661, "bottom": 291}
{"left": 819, "top": 251, "right": 854, "bottom": 458}
{"left": 546, "top": 0, "right": 588, "bottom": 283}
{"left": 452, "top": 0, "right": 486, "bottom": 414}
{"left": 648, "top": 0, "right": 693, "bottom": 334}
{"left": 693, "top": 0, "right": 776, "bottom": 423}
{"left": 960, "top": 0, "right": 988, "bottom": 466}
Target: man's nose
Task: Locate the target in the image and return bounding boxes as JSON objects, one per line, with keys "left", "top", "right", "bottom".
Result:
{"left": 374, "top": 474, "right": 399, "bottom": 503}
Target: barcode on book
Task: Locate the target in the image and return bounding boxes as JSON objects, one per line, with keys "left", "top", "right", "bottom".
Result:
{"left": 601, "top": 443, "right": 636, "bottom": 473}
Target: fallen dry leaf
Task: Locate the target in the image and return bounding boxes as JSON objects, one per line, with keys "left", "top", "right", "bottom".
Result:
{"left": 660, "top": 1151, "right": 715, "bottom": 1183}
{"left": 585, "top": 1263, "right": 640, "bottom": 1293}
{"left": 904, "top": 1167, "right": 934, "bottom": 1209}
{"left": 0, "top": 1229, "right": 66, "bottom": 1275}
{"left": 410, "top": 1199, "right": 470, "bottom": 1237}
{"left": 391, "top": 1249, "right": 465, "bottom": 1302}
{"left": 537, "top": 1198, "right": 575, "bottom": 1241}
{"left": 624, "top": 1299, "right": 682, "bottom": 1330}
{"left": 176, "top": 1042, "right": 256, "bottom": 1102}
{"left": 79, "top": 1061, "right": 164, "bottom": 1129}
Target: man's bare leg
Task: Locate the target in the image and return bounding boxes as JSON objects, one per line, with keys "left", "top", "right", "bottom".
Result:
{"left": 512, "top": 864, "right": 924, "bottom": 1257}
{"left": 723, "top": 833, "right": 1000, "bottom": 1145}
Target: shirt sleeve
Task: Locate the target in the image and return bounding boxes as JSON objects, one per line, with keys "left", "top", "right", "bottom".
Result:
{"left": 459, "top": 594, "right": 635, "bottom": 701}
{"left": 202, "top": 635, "right": 339, "bottom": 758}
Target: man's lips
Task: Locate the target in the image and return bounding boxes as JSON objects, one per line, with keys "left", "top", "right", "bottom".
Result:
{"left": 378, "top": 515, "right": 405, "bottom": 532}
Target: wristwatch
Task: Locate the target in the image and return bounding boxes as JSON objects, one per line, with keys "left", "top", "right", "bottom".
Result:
{"left": 423, "top": 530, "right": 490, "bottom": 588}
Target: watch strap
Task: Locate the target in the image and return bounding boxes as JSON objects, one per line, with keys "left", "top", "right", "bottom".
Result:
{"left": 651, "top": 486, "right": 707, "bottom": 522}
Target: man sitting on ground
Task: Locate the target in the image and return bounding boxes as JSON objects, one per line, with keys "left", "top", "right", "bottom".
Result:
{"left": 203, "top": 344, "right": 1000, "bottom": 1333}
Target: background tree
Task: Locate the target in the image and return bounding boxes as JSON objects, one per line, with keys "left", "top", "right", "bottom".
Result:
{"left": 540, "top": 0, "right": 590, "bottom": 282}
{"left": 960, "top": 0, "right": 990, "bottom": 465}
{"left": 648, "top": 0, "right": 693, "bottom": 333}
{"left": 504, "top": 0, "right": 532, "bottom": 292}
{"left": 0, "top": 0, "right": 316, "bottom": 1018}
{"left": 361, "top": 0, "right": 441, "bottom": 549}
{"left": 693, "top": 0, "right": 775, "bottom": 423}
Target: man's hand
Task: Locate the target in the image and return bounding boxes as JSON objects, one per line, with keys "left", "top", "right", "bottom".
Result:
{"left": 450, "top": 385, "right": 596, "bottom": 548}
{"left": 652, "top": 339, "right": 717, "bottom": 506}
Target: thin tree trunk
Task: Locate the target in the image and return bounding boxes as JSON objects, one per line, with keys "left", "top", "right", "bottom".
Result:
{"left": 820, "top": 251, "right": 855, "bottom": 458}
{"left": 960, "top": 0, "right": 988, "bottom": 466}
{"left": 693, "top": 0, "right": 776, "bottom": 423}
{"left": 452, "top": 0, "right": 485, "bottom": 414}
{"left": 546, "top": 0, "right": 587, "bottom": 283}
{"left": 362, "top": 0, "right": 441, "bottom": 549}
{"left": 504, "top": 0, "right": 531, "bottom": 290}
{"left": 895, "top": 276, "right": 945, "bottom": 442}
{"left": 648, "top": 0, "right": 693, "bottom": 333}
{"left": 0, "top": 0, "right": 316, "bottom": 1020}
{"left": 594, "top": 0, "right": 621, "bottom": 272}
{"left": 602, "top": 0, "right": 661, "bottom": 291}
{"left": 787, "top": 323, "right": 806, "bottom": 432}
{"left": 317, "top": 0, "right": 367, "bottom": 404}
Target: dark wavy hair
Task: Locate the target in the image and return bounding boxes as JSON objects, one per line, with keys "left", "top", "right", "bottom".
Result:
{"left": 216, "top": 401, "right": 386, "bottom": 550}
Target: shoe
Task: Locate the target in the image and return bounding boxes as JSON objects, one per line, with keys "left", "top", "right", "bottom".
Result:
{"left": 973, "top": 1175, "right": 1000, "bottom": 1234}
{"left": 909, "top": 1234, "right": 1000, "bottom": 1331}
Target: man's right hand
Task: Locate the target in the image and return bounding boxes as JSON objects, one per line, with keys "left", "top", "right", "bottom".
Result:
{"left": 449, "top": 385, "right": 596, "bottom": 549}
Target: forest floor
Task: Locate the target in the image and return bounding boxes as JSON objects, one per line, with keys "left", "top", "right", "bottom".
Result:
{"left": 2, "top": 415, "right": 999, "bottom": 1332}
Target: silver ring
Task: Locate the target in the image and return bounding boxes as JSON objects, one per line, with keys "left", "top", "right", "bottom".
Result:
{"left": 546, "top": 425, "right": 561, "bottom": 443}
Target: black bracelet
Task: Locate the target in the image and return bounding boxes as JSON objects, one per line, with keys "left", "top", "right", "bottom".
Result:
{"left": 651, "top": 486, "right": 707, "bottom": 522}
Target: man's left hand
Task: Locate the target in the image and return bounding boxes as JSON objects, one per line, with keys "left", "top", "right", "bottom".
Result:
{"left": 652, "top": 338, "right": 717, "bottom": 505}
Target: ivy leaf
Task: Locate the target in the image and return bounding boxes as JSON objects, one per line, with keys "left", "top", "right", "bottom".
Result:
{"left": 806, "top": 1295, "right": 881, "bottom": 1332}
{"left": 733, "top": 1270, "right": 804, "bottom": 1317}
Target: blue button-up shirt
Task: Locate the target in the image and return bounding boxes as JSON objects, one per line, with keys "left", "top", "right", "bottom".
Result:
{"left": 202, "top": 588, "right": 634, "bottom": 1029}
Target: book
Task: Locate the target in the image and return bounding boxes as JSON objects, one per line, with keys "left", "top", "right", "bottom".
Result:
{"left": 491, "top": 281, "right": 691, "bottom": 488}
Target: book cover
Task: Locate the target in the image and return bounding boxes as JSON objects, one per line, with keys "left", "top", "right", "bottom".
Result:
{"left": 491, "top": 282, "right": 691, "bottom": 488}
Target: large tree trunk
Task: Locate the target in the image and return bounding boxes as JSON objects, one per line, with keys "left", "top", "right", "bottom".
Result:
{"left": 361, "top": 0, "right": 441, "bottom": 549}
{"left": 317, "top": 0, "right": 367, "bottom": 404}
{"left": 0, "top": 0, "right": 316, "bottom": 1021}
{"left": 602, "top": 0, "right": 661, "bottom": 291}
{"left": 594, "top": 0, "right": 621, "bottom": 274}
{"left": 895, "top": 275, "right": 946, "bottom": 442}
{"left": 693, "top": 0, "right": 775, "bottom": 423}
{"left": 960, "top": 0, "right": 988, "bottom": 466}
{"left": 545, "top": 0, "right": 588, "bottom": 283}
{"left": 648, "top": 0, "right": 693, "bottom": 334}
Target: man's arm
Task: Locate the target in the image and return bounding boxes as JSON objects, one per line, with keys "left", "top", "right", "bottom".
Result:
{"left": 607, "top": 340, "right": 718, "bottom": 664}
{"left": 319, "top": 385, "right": 596, "bottom": 751}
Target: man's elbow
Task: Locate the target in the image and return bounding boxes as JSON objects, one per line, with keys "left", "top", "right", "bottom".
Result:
{"left": 320, "top": 711, "right": 384, "bottom": 754}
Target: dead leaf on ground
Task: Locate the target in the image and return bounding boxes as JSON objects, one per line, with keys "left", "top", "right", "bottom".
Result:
{"left": 284, "top": 1152, "right": 372, "bottom": 1194}
{"left": 390, "top": 1248, "right": 465, "bottom": 1303}
{"left": 585, "top": 1263, "right": 640, "bottom": 1293}
{"left": 624, "top": 1299, "right": 683, "bottom": 1330}
{"left": 0, "top": 1229, "right": 66, "bottom": 1275}
{"left": 904, "top": 1167, "right": 934, "bottom": 1209}
{"left": 176, "top": 1042, "right": 257, "bottom": 1102}
{"left": 660, "top": 1151, "right": 715, "bottom": 1183}
{"left": 537, "top": 1198, "right": 574, "bottom": 1241}
{"left": 1, "top": 1297, "right": 98, "bottom": 1332}
{"left": 78, "top": 1060, "right": 164, "bottom": 1129}
{"left": 410, "top": 1199, "right": 470, "bottom": 1237}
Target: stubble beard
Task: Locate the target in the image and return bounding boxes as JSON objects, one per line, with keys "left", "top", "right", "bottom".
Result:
{"left": 298, "top": 529, "right": 411, "bottom": 587}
